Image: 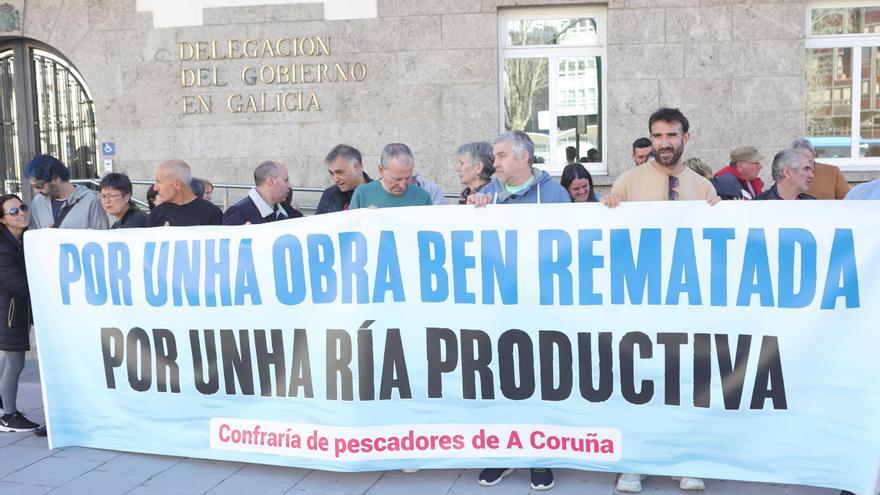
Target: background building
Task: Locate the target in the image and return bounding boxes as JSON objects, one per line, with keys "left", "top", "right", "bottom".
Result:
{"left": 0, "top": 0, "right": 877, "bottom": 203}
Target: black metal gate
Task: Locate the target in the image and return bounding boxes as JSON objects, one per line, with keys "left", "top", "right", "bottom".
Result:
{"left": 0, "top": 39, "right": 97, "bottom": 196}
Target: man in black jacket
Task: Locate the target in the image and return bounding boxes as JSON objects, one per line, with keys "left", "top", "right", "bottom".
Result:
{"left": 316, "top": 144, "right": 371, "bottom": 214}
{"left": 223, "top": 160, "right": 302, "bottom": 225}
{"left": 754, "top": 149, "right": 815, "bottom": 201}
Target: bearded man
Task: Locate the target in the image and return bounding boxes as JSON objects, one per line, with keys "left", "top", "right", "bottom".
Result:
{"left": 602, "top": 107, "right": 718, "bottom": 206}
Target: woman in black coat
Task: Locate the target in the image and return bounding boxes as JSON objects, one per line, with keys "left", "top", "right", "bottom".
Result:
{"left": 0, "top": 193, "right": 39, "bottom": 432}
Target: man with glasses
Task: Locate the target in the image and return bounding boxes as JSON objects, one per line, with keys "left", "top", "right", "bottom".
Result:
{"left": 23, "top": 154, "right": 109, "bottom": 230}
{"left": 223, "top": 160, "right": 302, "bottom": 225}
{"left": 601, "top": 108, "right": 716, "bottom": 493}
{"left": 99, "top": 173, "right": 149, "bottom": 229}
{"left": 710, "top": 146, "right": 765, "bottom": 200}
{"left": 22, "top": 154, "right": 108, "bottom": 437}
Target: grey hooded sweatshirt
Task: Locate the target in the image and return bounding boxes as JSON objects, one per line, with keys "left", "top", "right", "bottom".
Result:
{"left": 30, "top": 184, "right": 110, "bottom": 230}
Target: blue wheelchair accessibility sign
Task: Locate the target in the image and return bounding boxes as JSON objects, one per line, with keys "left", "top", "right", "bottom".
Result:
{"left": 101, "top": 142, "right": 116, "bottom": 156}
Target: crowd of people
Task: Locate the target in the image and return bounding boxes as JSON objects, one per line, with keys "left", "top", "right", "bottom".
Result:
{"left": 0, "top": 107, "right": 876, "bottom": 494}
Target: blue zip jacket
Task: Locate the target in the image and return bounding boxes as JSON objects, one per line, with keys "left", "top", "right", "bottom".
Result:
{"left": 479, "top": 169, "right": 571, "bottom": 204}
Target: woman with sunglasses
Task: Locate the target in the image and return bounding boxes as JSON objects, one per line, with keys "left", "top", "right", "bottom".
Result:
{"left": 0, "top": 194, "right": 40, "bottom": 432}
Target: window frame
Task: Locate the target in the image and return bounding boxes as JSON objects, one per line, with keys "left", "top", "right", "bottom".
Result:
{"left": 498, "top": 6, "right": 608, "bottom": 176}
{"left": 805, "top": 2, "right": 880, "bottom": 171}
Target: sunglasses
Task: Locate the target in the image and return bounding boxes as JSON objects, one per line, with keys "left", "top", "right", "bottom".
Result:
{"left": 668, "top": 176, "right": 679, "bottom": 201}
{"left": 3, "top": 204, "right": 28, "bottom": 216}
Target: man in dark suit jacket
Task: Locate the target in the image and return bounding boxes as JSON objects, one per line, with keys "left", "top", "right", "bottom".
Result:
{"left": 222, "top": 161, "right": 303, "bottom": 225}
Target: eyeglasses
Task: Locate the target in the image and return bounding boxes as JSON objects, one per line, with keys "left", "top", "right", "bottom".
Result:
{"left": 2, "top": 204, "right": 29, "bottom": 216}
{"left": 99, "top": 192, "right": 125, "bottom": 201}
{"left": 668, "top": 176, "right": 679, "bottom": 201}
{"left": 30, "top": 180, "right": 48, "bottom": 190}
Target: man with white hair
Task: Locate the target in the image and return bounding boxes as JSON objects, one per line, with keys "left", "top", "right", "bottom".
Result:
{"left": 350, "top": 143, "right": 432, "bottom": 209}
{"left": 223, "top": 160, "right": 302, "bottom": 225}
{"left": 754, "top": 149, "right": 815, "bottom": 200}
{"left": 791, "top": 138, "right": 849, "bottom": 199}
{"left": 149, "top": 159, "right": 223, "bottom": 226}
{"left": 468, "top": 130, "right": 568, "bottom": 491}
{"left": 467, "top": 130, "right": 570, "bottom": 207}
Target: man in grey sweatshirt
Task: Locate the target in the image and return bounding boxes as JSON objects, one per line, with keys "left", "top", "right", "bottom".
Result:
{"left": 23, "top": 155, "right": 109, "bottom": 230}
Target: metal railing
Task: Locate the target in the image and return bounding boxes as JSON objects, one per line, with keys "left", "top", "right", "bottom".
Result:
{"left": 73, "top": 179, "right": 328, "bottom": 215}
{"left": 73, "top": 178, "right": 461, "bottom": 215}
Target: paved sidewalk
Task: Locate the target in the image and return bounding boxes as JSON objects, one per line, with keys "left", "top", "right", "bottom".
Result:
{"left": 0, "top": 359, "right": 842, "bottom": 495}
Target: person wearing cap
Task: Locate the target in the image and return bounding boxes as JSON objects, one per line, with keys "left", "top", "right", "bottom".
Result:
{"left": 710, "top": 146, "right": 765, "bottom": 200}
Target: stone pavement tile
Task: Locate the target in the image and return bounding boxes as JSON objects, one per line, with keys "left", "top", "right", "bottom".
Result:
{"left": 0, "top": 431, "right": 30, "bottom": 448}
{"left": 47, "top": 470, "right": 151, "bottom": 495}
{"left": 564, "top": 468, "right": 617, "bottom": 484}
{"left": 366, "top": 469, "right": 460, "bottom": 495}
{"left": 95, "top": 451, "right": 183, "bottom": 477}
{"left": 1, "top": 456, "right": 102, "bottom": 487}
{"left": 15, "top": 386, "right": 44, "bottom": 409}
{"left": 0, "top": 445, "right": 55, "bottom": 478}
{"left": 11, "top": 433, "right": 49, "bottom": 448}
{"left": 700, "top": 478, "right": 786, "bottom": 494}
{"left": 381, "top": 468, "right": 462, "bottom": 481}
{"left": 51, "top": 446, "right": 123, "bottom": 462}
{"left": 292, "top": 469, "right": 383, "bottom": 494}
{"left": 237, "top": 463, "right": 311, "bottom": 482}
{"left": 448, "top": 468, "right": 533, "bottom": 495}
{"left": 127, "top": 487, "right": 205, "bottom": 495}
{"left": 142, "top": 457, "right": 245, "bottom": 492}
{"left": 786, "top": 485, "right": 839, "bottom": 495}
{"left": 206, "top": 472, "right": 302, "bottom": 495}
{"left": 548, "top": 468, "right": 615, "bottom": 494}
{"left": 0, "top": 481, "right": 52, "bottom": 495}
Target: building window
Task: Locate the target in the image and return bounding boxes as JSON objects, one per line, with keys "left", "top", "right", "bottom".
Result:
{"left": 806, "top": 4, "right": 880, "bottom": 169}
{"left": 499, "top": 7, "right": 606, "bottom": 175}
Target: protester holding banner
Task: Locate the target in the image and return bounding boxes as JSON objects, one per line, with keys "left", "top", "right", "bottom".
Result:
{"left": 222, "top": 161, "right": 303, "bottom": 225}
{"left": 0, "top": 194, "right": 40, "bottom": 433}
{"left": 603, "top": 107, "right": 713, "bottom": 492}
{"left": 602, "top": 109, "right": 717, "bottom": 210}
{"left": 467, "top": 131, "right": 570, "bottom": 208}
{"left": 99, "top": 173, "right": 149, "bottom": 229}
{"left": 149, "top": 160, "right": 223, "bottom": 227}
{"left": 468, "top": 130, "right": 569, "bottom": 491}
{"left": 350, "top": 143, "right": 432, "bottom": 209}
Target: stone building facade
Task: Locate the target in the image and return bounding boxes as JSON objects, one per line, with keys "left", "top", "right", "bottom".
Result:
{"left": 0, "top": 0, "right": 876, "bottom": 202}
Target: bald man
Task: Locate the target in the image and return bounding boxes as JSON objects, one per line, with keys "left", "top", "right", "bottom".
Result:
{"left": 149, "top": 159, "right": 222, "bottom": 226}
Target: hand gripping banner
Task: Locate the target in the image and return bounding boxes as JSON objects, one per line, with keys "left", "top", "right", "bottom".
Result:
{"left": 24, "top": 201, "right": 880, "bottom": 493}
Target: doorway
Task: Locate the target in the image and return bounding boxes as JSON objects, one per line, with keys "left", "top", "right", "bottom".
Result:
{"left": 0, "top": 38, "right": 97, "bottom": 197}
